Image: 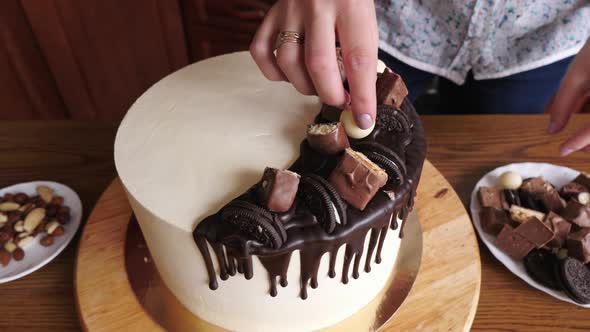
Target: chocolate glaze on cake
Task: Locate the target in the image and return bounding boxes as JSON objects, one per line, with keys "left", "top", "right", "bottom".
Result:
{"left": 194, "top": 98, "right": 426, "bottom": 300}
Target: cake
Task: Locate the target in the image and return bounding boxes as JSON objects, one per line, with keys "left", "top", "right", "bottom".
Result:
{"left": 114, "top": 52, "right": 426, "bottom": 331}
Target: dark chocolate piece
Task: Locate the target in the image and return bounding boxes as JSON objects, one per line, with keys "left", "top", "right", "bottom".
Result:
{"left": 562, "top": 200, "right": 590, "bottom": 228}
{"left": 319, "top": 104, "right": 342, "bottom": 123}
{"left": 545, "top": 211, "right": 572, "bottom": 248}
{"left": 376, "top": 68, "right": 408, "bottom": 108}
{"left": 521, "top": 177, "right": 549, "bottom": 194}
{"left": 306, "top": 122, "right": 350, "bottom": 155}
{"left": 329, "top": 148, "right": 388, "bottom": 211}
{"left": 259, "top": 168, "right": 300, "bottom": 213}
{"left": 573, "top": 172, "right": 590, "bottom": 190}
{"left": 518, "top": 189, "right": 544, "bottom": 212}
{"left": 502, "top": 189, "right": 521, "bottom": 209}
{"left": 495, "top": 224, "right": 535, "bottom": 260}
{"left": 478, "top": 187, "right": 504, "bottom": 210}
{"left": 479, "top": 207, "right": 509, "bottom": 235}
{"left": 556, "top": 257, "right": 590, "bottom": 304}
{"left": 298, "top": 176, "right": 338, "bottom": 233}
{"left": 539, "top": 189, "right": 566, "bottom": 213}
{"left": 567, "top": 228, "right": 590, "bottom": 264}
{"left": 560, "top": 182, "right": 589, "bottom": 200}
{"left": 220, "top": 200, "right": 283, "bottom": 249}
{"left": 515, "top": 217, "right": 555, "bottom": 248}
{"left": 524, "top": 249, "right": 560, "bottom": 290}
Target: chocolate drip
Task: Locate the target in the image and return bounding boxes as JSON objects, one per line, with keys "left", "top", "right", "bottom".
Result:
{"left": 193, "top": 98, "right": 426, "bottom": 299}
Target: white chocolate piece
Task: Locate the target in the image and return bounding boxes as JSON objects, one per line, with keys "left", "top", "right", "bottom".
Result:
{"left": 579, "top": 192, "right": 590, "bottom": 205}
{"left": 497, "top": 171, "right": 523, "bottom": 190}
{"left": 339, "top": 108, "right": 375, "bottom": 139}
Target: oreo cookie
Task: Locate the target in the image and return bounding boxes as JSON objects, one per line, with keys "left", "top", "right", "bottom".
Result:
{"left": 298, "top": 175, "right": 338, "bottom": 233}
{"left": 523, "top": 249, "right": 560, "bottom": 290}
{"left": 352, "top": 141, "right": 407, "bottom": 175}
{"left": 518, "top": 189, "right": 545, "bottom": 212}
{"left": 376, "top": 105, "right": 413, "bottom": 134}
{"left": 502, "top": 189, "right": 521, "bottom": 208}
{"left": 221, "top": 200, "right": 284, "bottom": 249}
{"left": 306, "top": 174, "right": 347, "bottom": 226}
{"left": 555, "top": 257, "right": 590, "bottom": 304}
{"left": 227, "top": 200, "right": 287, "bottom": 244}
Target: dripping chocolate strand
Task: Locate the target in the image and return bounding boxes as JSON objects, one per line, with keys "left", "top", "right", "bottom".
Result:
{"left": 375, "top": 220, "right": 390, "bottom": 264}
{"left": 212, "top": 243, "right": 229, "bottom": 280}
{"left": 195, "top": 235, "right": 218, "bottom": 290}
{"left": 328, "top": 247, "right": 339, "bottom": 278}
{"left": 364, "top": 228, "right": 380, "bottom": 272}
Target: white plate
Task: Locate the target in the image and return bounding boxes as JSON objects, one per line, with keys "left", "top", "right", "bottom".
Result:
{"left": 470, "top": 162, "right": 590, "bottom": 308}
{"left": 0, "top": 181, "right": 82, "bottom": 283}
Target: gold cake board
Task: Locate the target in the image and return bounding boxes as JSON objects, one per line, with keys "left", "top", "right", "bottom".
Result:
{"left": 75, "top": 160, "right": 481, "bottom": 331}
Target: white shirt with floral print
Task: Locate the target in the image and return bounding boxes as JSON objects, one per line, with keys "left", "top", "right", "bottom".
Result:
{"left": 376, "top": 0, "right": 590, "bottom": 84}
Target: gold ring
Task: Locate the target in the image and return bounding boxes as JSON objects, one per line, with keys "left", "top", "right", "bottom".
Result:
{"left": 276, "top": 31, "right": 304, "bottom": 49}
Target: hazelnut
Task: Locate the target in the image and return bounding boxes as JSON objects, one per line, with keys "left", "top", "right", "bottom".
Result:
{"left": 12, "top": 248, "right": 24, "bottom": 261}
{"left": 40, "top": 235, "right": 54, "bottom": 247}
{"left": 13, "top": 220, "right": 24, "bottom": 233}
{"left": 13, "top": 193, "right": 28, "bottom": 205}
{"left": 50, "top": 196, "right": 64, "bottom": 205}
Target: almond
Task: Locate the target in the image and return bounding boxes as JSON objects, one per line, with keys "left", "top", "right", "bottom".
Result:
{"left": 4, "top": 241, "right": 17, "bottom": 253}
{"left": 45, "top": 221, "right": 61, "bottom": 235}
{"left": 0, "top": 202, "right": 20, "bottom": 212}
{"left": 0, "top": 213, "right": 7, "bottom": 223}
{"left": 36, "top": 186, "right": 53, "bottom": 204}
{"left": 17, "top": 232, "right": 30, "bottom": 239}
{"left": 16, "top": 236, "right": 33, "bottom": 248}
{"left": 12, "top": 248, "right": 24, "bottom": 261}
{"left": 23, "top": 208, "right": 45, "bottom": 233}
{"left": 40, "top": 235, "right": 54, "bottom": 247}
{"left": 13, "top": 220, "right": 24, "bottom": 233}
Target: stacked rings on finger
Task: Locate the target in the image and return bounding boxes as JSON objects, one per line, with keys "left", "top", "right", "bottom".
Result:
{"left": 276, "top": 31, "right": 304, "bottom": 49}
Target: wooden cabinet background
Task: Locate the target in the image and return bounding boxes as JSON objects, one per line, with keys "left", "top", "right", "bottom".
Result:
{"left": 0, "top": 0, "right": 273, "bottom": 121}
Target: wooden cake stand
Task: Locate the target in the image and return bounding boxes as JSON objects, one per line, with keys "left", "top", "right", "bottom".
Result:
{"left": 75, "top": 160, "right": 481, "bottom": 331}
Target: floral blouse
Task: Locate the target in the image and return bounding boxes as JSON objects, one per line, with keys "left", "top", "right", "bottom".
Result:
{"left": 376, "top": 0, "right": 590, "bottom": 84}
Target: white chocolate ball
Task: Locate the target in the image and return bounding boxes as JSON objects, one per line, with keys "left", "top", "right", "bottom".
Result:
{"left": 339, "top": 109, "right": 375, "bottom": 139}
{"left": 496, "top": 171, "right": 523, "bottom": 190}
{"left": 578, "top": 192, "right": 590, "bottom": 205}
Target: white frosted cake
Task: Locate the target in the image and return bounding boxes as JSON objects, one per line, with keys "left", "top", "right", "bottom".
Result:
{"left": 115, "top": 52, "right": 425, "bottom": 331}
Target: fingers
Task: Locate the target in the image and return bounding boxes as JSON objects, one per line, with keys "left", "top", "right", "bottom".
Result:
{"left": 546, "top": 41, "right": 590, "bottom": 134}
{"left": 560, "top": 125, "right": 590, "bottom": 156}
{"left": 250, "top": 4, "right": 286, "bottom": 81}
{"left": 336, "top": 1, "right": 378, "bottom": 129}
{"left": 304, "top": 8, "right": 348, "bottom": 106}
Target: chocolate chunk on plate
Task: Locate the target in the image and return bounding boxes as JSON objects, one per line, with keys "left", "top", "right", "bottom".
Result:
{"left": 524, "top": 249, "right": 560, "bottom": 290}
{"left": 574, "top": 172, "right": 590, "bottom": 190}
{"left": 567, "top": 228, "right": 590, "bottom": 264}
{"left": 545, "top": 211, "right": 572, "bottom": 248}
{"left": 560, "top": 181, "right": 589, "bottom": 200}
{"left": 562, "top": 200, "right": 590, "bottom": 228}
{"left": 555, "top": 257, "right": 590, "bottom": 304}
{"left": 495, "top": 224, "right": 535, "bottom": 260}
{"left": 479, "top": 207, "right": 509, "bottom": 235}
{"left": 478, "top": 186, "right": 505, "bottom": 210}
{"left": 514, "top": 217, "right": 555, "bottom": 248}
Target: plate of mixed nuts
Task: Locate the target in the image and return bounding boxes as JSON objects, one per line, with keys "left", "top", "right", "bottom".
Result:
{"left": 0, "top": 181, "right": 81, "bottom": 283}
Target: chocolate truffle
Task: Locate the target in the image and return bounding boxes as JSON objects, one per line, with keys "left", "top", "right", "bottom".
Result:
{"left": 495, "top": 224, "right": 535, "bottom": 260}
{"left": 329, "top": 148, "right": 388, "bottom": 211}
{"left": 306, "top": 122, "right": 350, "bottom": 155}
{"left": 258, "top": 167, "right": 300, "bottom": 213}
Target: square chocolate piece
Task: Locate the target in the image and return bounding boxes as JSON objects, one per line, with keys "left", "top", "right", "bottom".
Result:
{"left": 515, "top": 217, "right": 555, "bottom": 248}
{"left": 479, "top": 207, "right": 509, "bottom": 235}
{"left": 478, "top": 186, "right": 504, "bottom": 210}
{"left": 376, "top": 68, "right": 408, "bottom": 108}
{"left": 329, "top": 148, "right": 388, "bottom": 211}
{"left": 307, "top": 122, "right": 350, "bottom": 155}
{"left": 567, "top": 228, "right": 590, "bottom": 263}
{"left": 562, "top": 200, "right": 590, "bottom": 228}
{"left": 258, "top": 167, "right": 300, "bottom": 213}
{"left": 495, "top": 224, "right": 535, "bottom": 260}
{"left": 545, "top": 211, "right": 572, "bottom": 248}
{"left": 509, "top": 205, "right": 546, "bottom": 224}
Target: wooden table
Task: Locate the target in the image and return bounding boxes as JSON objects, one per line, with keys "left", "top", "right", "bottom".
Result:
{"left": 0, "top": 116, "right": 589, "bottom": 331}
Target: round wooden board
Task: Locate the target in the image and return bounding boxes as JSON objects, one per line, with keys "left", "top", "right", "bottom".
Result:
{"left": 75, "top": 160, "right": 481, "bottom": 331}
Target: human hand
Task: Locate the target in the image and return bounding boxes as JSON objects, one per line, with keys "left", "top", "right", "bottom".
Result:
{"left": 249, "top": 0, "right": 379, "bottom": 129}
{"left": 546, "top": 39, "right": 590, "bottom": 156}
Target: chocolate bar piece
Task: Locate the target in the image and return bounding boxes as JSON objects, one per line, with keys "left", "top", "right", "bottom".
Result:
{"left": 307, "top": 122, "right": 350, "bottom": 155}
{"left": 258, "top": 167, "right": 300, "bottom": 213}
{"left": 376, "top": 68, "right": 408, "bottom": 108}
{"left": 574, "top": 172, "right": 590, "bottom": 190}
{"left": 479, "top": 207, "right": 509, "bottom": 235}
{"left": 329, "top": 148, "right": 388, "bottom": 210}
{"left": 567, "top": 228, "right": 590, "bottom": 263}
{"left": 495, "top": 224, "right": 535, "bottom": 260}
{"left": 560, "top": 182, "right": 589, "bottom": 200}
{"left": 539, "top": 189, "right": 566, "bottom": 213}
{"left": 521, "top": 177, "right": 550, "bottom": 194}
{"left": 509, "top": 205, "right": 546, "bottom": 224}
{"left": 515, "top": 217, "right": 555, "bottom": 248}
{"left": 562, "top": 200, "right": 590, "bottom": 228}
{"left": 478, "top": 187, "right": 504, "bottom": 210}
{"left": 545, "top": 211, "right": 572, "bottom": 248}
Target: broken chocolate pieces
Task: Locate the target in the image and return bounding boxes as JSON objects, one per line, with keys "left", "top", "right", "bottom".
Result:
{"left": 495, "top": 224, "right": 535, "bottom": 260}
{"left": 567, "top": 229, "right": 590, "bottom": 264}
{"left": 479, "top": 207, "right": 509, "bottom": 235}
{"left": 514, "top": 217, "right": 555, "bottom": 248}
{"left": 478, "top": 187, "right": 505, "bottom": 210}
{"left": 306, "top": 122, "right": 350, "bottom": 155}
{"left": 509, "top": 205, "right": 546, "bottom": 224}
{"left": 329, "top": 148, "right": 388, "bottom": 211}
{"left": 545, "top": 212, "right": 572, "bottom": 248}
{"left": 259, "top": 167, "right": 300, "bottom": 213}
{"left": 562, "top": 200, "right": 590, "bottom": 228}
{"left": 560, "top": 181, "right": 588, "bottom": 200}
{"left": 573, "top": 172, "right": 590, "bottom": 190}
{"left": 376, "top": 68, "right": 408, "bottom": 108}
